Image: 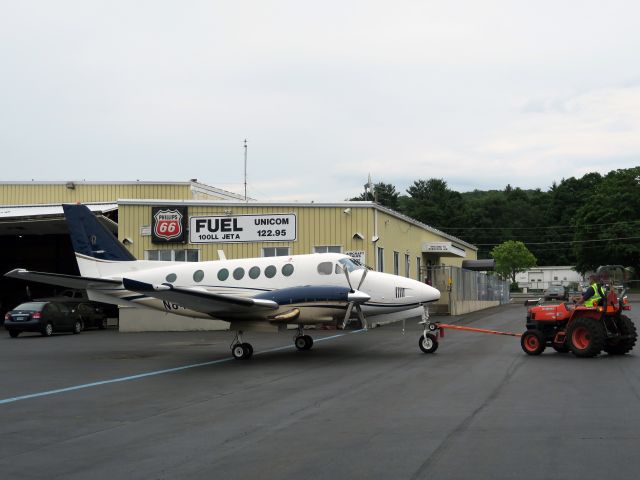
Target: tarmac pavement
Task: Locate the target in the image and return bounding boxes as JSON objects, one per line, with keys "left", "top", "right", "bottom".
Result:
{"left": 1, "top": 301, "right": 639, "bottom": 479}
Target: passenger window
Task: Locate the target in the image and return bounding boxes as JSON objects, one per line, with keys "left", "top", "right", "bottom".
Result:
{"left": 317, "top": 262, "right": 333, "bottom": 275}
{"left": 166, "top": 273, "right": 177, "bottom": 283}
{"left": 233, "top": 267, "right": 245, "bottom": 280}
{"left": 249, "top": 266, "right": 260, "bottom": 279}
{"left": 193, "top": 270, "right": 204, "bottom": 282}
{"left": 217, "top": 269, "right": 229, "bottom": 281}
{"left": 265, "top": 265, "right": 277, "bottom": 278}
{"left": 282, "top": 264, "right": 294, "bottom": 277}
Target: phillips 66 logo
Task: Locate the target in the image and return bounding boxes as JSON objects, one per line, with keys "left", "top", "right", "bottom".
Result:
{"left": 152, "top": 207, "right": 187, "bottom": 243}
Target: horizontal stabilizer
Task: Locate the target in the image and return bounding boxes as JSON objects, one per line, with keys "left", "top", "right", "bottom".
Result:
{"left": 4, "top": 268, "right": 122, "bottom": 289}
{"left": 122, "top": 278, "right": 279, "bottom": 317}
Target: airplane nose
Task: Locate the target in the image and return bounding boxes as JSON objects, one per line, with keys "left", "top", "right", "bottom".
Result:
{"left": 420, "top": 282, "right": 441, "bottom": 303}
{"left": 348, "top": 290, "right": 371, "bottom": 303}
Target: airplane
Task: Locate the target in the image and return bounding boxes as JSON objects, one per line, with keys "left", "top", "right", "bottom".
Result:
{"left": 5, "top": 204, "right": 441, "bottom": 359}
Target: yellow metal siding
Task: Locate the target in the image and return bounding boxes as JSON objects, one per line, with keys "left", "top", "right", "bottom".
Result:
{"left": 0, "top": 183, "right": 228, "bottom": 205}
{"left": 121, "top": 204, "right": 377, "bottom": 264}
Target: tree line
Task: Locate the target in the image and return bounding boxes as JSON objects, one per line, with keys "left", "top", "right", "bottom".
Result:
{"left": 351, "top": 166, "right": 640, "bottom": 273}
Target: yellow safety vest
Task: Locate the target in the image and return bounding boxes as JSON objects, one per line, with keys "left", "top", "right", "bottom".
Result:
{"left": 584, "top": 282, "right": 603, "bottom": 307}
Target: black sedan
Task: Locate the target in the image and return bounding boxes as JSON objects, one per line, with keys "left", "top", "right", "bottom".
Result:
{"left": 4, "top": 301, "right": 83, "bottom": 338}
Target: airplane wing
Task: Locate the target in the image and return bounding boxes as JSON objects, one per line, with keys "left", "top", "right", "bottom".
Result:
{"left": 122, "top": 278, "right": 279, "bottom": 317}
{"left": 5, "top": 268, "right": 122, "bottom": 289}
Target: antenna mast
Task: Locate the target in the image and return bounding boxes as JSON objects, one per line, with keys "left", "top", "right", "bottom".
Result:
{"left": 243, "top": 139, "right": 248, "bottom": 201}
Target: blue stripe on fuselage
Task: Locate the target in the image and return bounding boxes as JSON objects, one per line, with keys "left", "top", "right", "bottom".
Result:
{"left": 254, "top": 285, "right": 351, "bottom": 306}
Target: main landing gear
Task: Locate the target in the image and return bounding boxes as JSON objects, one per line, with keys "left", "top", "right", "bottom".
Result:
{"left": 231, "top": 331, "right": 253, "bottom": 360}
{"left": 294, "top": 326, "right": 313, "bottom": 351}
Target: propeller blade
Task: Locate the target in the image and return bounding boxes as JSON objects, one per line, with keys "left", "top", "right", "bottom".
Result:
{"left": 356, "top": 268, "right": 368, "bottom": 290}
{"left": 355, "top": 304, "right": 368, "bottom": 330}
{"left": 342, "top": 302, "right": 355, "bottom": 329}
{"left": 342, "top": 265, "right": 354, "bottom": 291}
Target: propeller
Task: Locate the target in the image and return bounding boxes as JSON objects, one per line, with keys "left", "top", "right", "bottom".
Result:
{"left": 341, "top": 266, "right": 370, "bottom": 330}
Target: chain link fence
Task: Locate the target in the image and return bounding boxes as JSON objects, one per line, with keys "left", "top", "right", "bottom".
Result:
{"left": 425, "top": 265, "right": 510, "bottom": 314}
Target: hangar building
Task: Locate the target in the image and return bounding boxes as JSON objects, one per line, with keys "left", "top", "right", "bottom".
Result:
{"left": 1, "top": 181, "right": 506, "bottom": 331}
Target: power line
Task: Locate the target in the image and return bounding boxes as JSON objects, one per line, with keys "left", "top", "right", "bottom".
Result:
{"left": 475, "top": 236, "right": 640, "bottom": 246}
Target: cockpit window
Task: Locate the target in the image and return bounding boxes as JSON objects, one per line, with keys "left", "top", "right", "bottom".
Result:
{"left": 338, "top": 257, "right": 364, "bottom": 273}
{"left": 317, "top": 262, "right": 333, "bottom": 275}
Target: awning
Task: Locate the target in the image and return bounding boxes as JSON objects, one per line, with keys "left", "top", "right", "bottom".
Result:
{"left": 0, "top": 203, "right": 118, "bottom": 236}
{"left": 422, "top": 242, "right": 466, "bottom": 258}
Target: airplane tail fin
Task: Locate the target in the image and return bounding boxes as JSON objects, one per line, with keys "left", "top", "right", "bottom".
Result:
{"left": 62, "top": 204, "right": 138, "bottom": 277}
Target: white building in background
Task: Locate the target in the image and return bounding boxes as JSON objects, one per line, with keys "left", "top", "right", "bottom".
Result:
{"left": 516, "top": 266, "right": 585, "bottom": 292}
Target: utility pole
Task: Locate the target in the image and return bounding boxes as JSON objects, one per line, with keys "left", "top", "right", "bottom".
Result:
{"left": 243, "top": 139, "right": 248, "bottom": 202}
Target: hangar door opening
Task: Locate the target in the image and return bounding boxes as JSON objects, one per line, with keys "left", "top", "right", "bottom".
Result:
{"left": 0, "top": 204, "right": 118, "bottom": 319}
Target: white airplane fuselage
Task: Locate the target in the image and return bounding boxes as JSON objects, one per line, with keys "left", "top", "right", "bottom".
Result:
{"left": 81, "top": 253, "right": 440, "bottom": 323}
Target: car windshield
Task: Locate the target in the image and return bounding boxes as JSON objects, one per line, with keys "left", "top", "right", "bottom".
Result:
{"left": 14, "top": 302, "right": 46, "bottom": 311}
{"left": 338, "top": 257, "right": 364, "bottom": 273}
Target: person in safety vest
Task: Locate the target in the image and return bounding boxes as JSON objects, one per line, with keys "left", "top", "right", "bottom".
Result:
{"left": 581, "top": 274, "right": 605, "bottom": 307}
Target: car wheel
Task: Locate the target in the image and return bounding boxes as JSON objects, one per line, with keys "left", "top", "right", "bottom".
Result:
{"left": 72, "top": 320, "right": 82, "bottom": 334}
{"left": 42, "top": 322, "right": 54, "bottom": 337}
{"left": 8, "top": 329, "right": 20, "bottom": 338}
{"left": 99, "top": 318, "right": 107, "bottom": 330}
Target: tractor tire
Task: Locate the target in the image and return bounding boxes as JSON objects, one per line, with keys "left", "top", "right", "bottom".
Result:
{"left": 567, "top": 317, "right": 605, "bottom": 358}
{"left": 604, "top": 315, "right": 638, "bottom": 355}
{"left": 521, "top": 330, "right": 545, "bottom": 356}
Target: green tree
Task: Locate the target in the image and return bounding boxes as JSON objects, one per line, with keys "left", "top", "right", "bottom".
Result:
{"left": 490, "top": 240, "right": 537, "bottom": 283}
{"left": 573, "top": 167, "right": 640, "bottom": 273}
{"left": 351, "top": 182, "right": 400, "bottom": 210}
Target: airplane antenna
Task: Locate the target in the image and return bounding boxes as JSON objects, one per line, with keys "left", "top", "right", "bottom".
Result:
{"left": 243, "top": 139, "right": 248, "bottom": 202}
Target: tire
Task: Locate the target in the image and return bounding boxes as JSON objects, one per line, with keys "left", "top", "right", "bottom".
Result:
{"left": 521, "top": 330, "right": 545, "bottom": 355}
{"left": 241, "top": 343, "right": 253, "bottom": 359}
{"left": 232, "top": 343, "right": 245, "bottom": 360}
{"left": 303, "top": 335, "right": 313, "bottom": 350}
{"left": 295, "top": 336, "right": 307, "bottom": 351}
{"left": 604, "top": 315, "right": 638, "bottom": 355}
{"left": 419, "top": 333, "right": 438, "bottom": 354}
{"left": 8, "top": 329, "right": 20, "bottom": 338}
{"left": 41, "top": 322, "right": 53, "bottom": 337}
{"left": 99, "top": 318, "right": 107, "bottom": 330}
{"left": 567, "top": 316, "right": 605, "bottom": 358}
{"left": 72, "top": 320, "right": 82, "bottom": 334}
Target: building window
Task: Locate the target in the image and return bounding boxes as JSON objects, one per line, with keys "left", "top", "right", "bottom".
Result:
{"left": 263, "top": 247, "right": 290, "bottom": 257}
{"left": 314, "top": 245, "right": 342, "bottom": 254}
{"left": 405, "top": 254, "right": 410, "bottom": 278}
{"left": 377, "top": 247, "right": 384, "bottom": 272}
{"left": 145, "top": 249, "right": 200, "bottom": 262}
{"left": 393, "top": 251, "right": 399, "bottom": 275}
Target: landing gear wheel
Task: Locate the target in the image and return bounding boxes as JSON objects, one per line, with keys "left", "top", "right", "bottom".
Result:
{"left": 8, "top": 329, "right": 19, "bottom": 338}
{"left": 41, "top": 323, "right": 53, "bottom": 337}
{"left": 295, "top": 335, "right": 313, "bottom": 351}
{"left": 521, "top": 330, "right": 545, "bottom": 355}
{"left": 232, "top": 343, "right": 250, "bottom": 360}
{"left": 419, "top": 333, "right": 438, "bottom": 354}
{"left": 241, "top": 342, "right": 254, "bottom": 359}
{"left": 568, "top": 317, "right": 605, "bottom": 358}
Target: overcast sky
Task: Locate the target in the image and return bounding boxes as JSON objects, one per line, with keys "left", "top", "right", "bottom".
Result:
{"left": 1, "top": 1, "right": 639, "bottom": 202}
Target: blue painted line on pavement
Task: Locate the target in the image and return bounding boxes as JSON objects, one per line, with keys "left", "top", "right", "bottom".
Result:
{"left": 0, "top": 329, "right": 365, "bottom": 405}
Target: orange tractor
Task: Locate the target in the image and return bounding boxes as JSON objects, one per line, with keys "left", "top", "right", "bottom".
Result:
{"left": 521, "top": 266, "right": 637, "bottom": 357}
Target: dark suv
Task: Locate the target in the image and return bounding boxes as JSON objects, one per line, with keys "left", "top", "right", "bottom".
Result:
{"left": 4, "top": 301, "right": 83, "bottom": 337}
